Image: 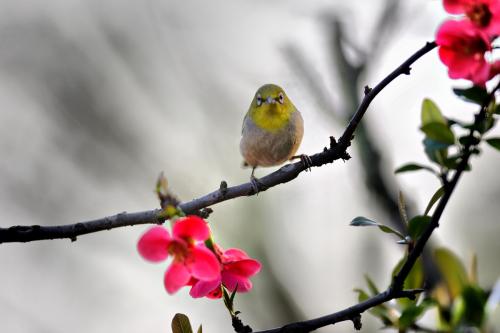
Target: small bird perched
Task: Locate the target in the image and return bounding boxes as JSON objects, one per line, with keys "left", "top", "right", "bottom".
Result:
{"left": 240, "top": 84, "right": 310, "bottom": 192}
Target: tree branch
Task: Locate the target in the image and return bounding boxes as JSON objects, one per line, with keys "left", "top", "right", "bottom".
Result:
{"left": 0, "top": 41, "right": 437, "bottom": 244}
{"left": 254, "top": 289, "right": 424, "bottom": 333}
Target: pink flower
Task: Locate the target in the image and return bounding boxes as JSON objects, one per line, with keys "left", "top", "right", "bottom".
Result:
{"left": 443, "top": 0, "right": 500, "bottom": 36}
{"left": 436, "top": 19, "right": 493, "bottom": 85}
{"left": 188, "top": 246, "right": 262, "bottom": 299}
{"left": 137, "top": 216, "right": 221, "bottom": 294}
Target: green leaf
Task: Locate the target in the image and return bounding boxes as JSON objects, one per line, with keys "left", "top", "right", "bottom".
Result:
{"left": 354, "top": 288, "right": 370, "bottom": 302}
{"left": 350, "top": 217, "right": 405, "bottom": 239}
{"left": 399, "top": 304, "right": 426, "bottom": 329}
{"left": 406, "top": 258, "right": 424, "bottom": 291}
{"left": 423, "top": 138, "right": 450, "bottom": 151}
{"left": 392, "top": 258, "right": 424, "bottom": 308}
{"left": 434, "top": 248, "right": 468, "bottom": 299}
{"left": 408, "top": 215, "right": 432, "bottom": 241}
{"left": 392, "top": 258, "right": 424, "bottom": 290}
{"left": 378, "top": 225, "right": 405, "bottom": 238}
{"left": 494, "top": 104, "right": 500, "bottom": 115}
{"left": 197, "top": 326, "right": 202, "bottom": 333}
{"left": 365, "top": 274, "right": 380, "bottom": 295}
{"left": 394, "top": 163, "right": 437, "bottom": 175}
{"left": 172, "top": 313, "right": 193, "bottom": 333}
{"left": 229, "top": 285, "right": 237, "bottom": 310}
{"left": 482, "top": 115, "right": 497, "bottom": 134}
{"left": 371, "top": 306, "right": 393, "bottom": 326}
{"left": 421, "top": 122, "right": 455, "bottom": 144}
{"left": 350, "top": 216, "right": 378, "bottom": 227}
{"left": 222, "top": 286, "right": 232, "bottom": 313}
{"left": 486, "top": 138, "right": 500, "bottom": 151}
{"left": 398, "top": 299, "right": 437, "bottom": 328}
{"left": 423, "top": 138, "right": 449, "bottom": 165}
{"left": 453, "top": 86, "right": 489, "bottom": 105}
{"left": 424, "top": 186, "right": 445, "bottom": 216}
{"left": 421, "top": 99, "right": 447, "bottom": 125}
{"left": 451, "top": 285, "right": 487, "bottom": 327}
{"left": 443, "top": 156, "right": 461, "bottom": 170}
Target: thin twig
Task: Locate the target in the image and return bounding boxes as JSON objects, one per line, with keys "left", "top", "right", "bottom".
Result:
{"left": 254, "top": 289, "right": 424, "bottom": 333}
{"left": 0, "top": 41, "right": 437, "bottom": 244}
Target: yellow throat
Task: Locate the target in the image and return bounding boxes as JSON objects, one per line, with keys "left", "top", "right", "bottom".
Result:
{"left": 248, "top": 84, "right": 296, "bottom": 132}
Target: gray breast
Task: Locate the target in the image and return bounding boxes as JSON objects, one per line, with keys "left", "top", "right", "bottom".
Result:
{"left": 240, "top": 110, "right": 303, "bottom": 167}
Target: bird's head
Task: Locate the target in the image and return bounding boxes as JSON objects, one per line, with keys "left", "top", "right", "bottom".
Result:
{"left": 248, "top": 84, "right": 296, "bottom": 131}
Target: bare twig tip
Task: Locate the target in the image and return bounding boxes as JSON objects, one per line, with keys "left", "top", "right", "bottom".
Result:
{"left": 351, "top": 314, "right": 362, "bottom": 330}
{"left": 199, "top": 208, "right": 213, "bottom": 219}
{"left": 329, "top": 136, "right": 337, "bottom": 149}
{"left": 220, "top": 180, "right": 228, "bottom": 196}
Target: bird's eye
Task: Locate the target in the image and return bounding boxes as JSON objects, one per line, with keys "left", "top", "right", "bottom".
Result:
{"left": 278, "top": 92, "right": 284, "bottom": 104}
{"left": 256, "top": 94, "right": 262, "bottom": 106}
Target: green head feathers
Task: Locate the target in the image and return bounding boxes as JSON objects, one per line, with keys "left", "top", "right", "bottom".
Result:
{"left": 248, "top": 84, "right": 297, "bottom": 132}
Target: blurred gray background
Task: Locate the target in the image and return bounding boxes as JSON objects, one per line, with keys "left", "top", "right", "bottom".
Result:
{"left": 0, "top": 0, "right": 499, "bottom": 332}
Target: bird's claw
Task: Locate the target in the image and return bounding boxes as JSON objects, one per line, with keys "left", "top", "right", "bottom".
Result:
{"left": 250, "top": 175, "right": 266, "bottom": 194}
{"left": 292, "top": 154, "right": 313, "bottom": 172}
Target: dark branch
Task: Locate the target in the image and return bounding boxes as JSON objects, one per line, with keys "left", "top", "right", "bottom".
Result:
{"left": 254, "top": 289, "right": 424, "bottom": 333}
{"left": 0, "top": 210, "right": 164, "bottom": 243}
{"left": 0, "top": 41, "right": 437, "bottom": 244}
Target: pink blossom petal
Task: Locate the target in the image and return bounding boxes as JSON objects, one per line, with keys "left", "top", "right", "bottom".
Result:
{"left": 469, "top": 60, "right": 491, "bottom": 85}
{"left": 222, "top": 273, "right": 253, "bottom": 292}
{"left": 223, "top": 248, "right": 250, "bottom": 261}
{"left": 436, "top": 20, "right": 483, "bottom": 46}
{"left": 137, "top": 226, "right": 171, "bottom": 262}
{"left": 443, "top": 0, "right": 468, "bottom": 14}
{"left": 436, "top": 19, "right": 493, "bottom": 84}
{"left": 164, "top": 262, "right": 191, "bottom": 294}
{"left": 173, "top": 216, "right": 210, "bottom": 241}
{"left": 188, "top": 246, "right": 221, "bottom": 281}
{"left": 466, "top": 0, "right": 500, "bottom": 36}
{"left": 189, "top": 278, "right": 221, "bottom": 298}
{"left": 225, "top": 259, "right": 262, "bottom": 277}
{"left": 439, "top": 47, "right": 480, "bottom": 78}
{"left": 207, "top": 287, "right": 223, "bottom": 299}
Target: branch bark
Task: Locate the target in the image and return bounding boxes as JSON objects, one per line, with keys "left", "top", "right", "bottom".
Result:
{"left": 0, "top": 41, "right": 437, "bottom": 244}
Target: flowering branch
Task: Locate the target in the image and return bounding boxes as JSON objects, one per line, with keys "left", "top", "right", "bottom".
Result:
{"left": 251, "top": 81, "right": 500, "bottom": 333}
{"left": 0, "top": 41, "right": 437, "bottom": 244}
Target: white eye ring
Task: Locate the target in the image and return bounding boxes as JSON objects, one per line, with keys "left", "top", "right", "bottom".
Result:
{"left": 256, "top": 94, "right": 262, "bottom": 106}
{"left": 278, "top": 92, "right": 284, "bottom": 104}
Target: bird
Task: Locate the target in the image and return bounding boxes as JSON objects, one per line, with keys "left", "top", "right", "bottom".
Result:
{"left": 240, "top": 83, "right": 311, "bottom": 192}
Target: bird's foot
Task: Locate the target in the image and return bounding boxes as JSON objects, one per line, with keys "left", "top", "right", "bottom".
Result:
{"left": 250, "top": 175, "right": 267, "bottom": 194}
{"left": 291, "top": 154, "right": 313, "bottom": 172}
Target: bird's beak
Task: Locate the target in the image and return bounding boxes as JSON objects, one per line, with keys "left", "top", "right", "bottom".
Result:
{"left": 266, "top": 96, "right": 275, "bottom": 104}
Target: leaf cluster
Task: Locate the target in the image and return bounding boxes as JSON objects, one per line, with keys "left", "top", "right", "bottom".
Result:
{"left": 350, "top": 85, "right": 500, "bottom": 332}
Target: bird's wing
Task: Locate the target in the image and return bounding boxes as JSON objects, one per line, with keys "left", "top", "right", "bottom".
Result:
{"left": 241, "top": 114, "right": 248, "bottom": 135}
